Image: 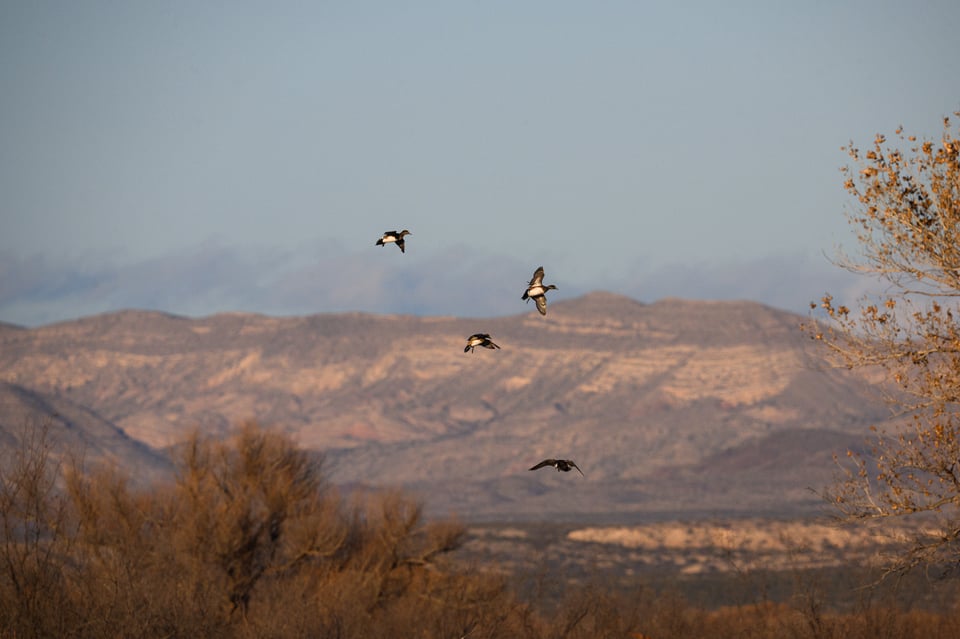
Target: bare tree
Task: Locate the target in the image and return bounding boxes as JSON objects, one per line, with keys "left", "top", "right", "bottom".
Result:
{"left": 808, "top": 111, "right": 960, "bottom": 574}
{"left": 0, "top": 420, "right": 77, "bottom": 637}
{"left": 170, "top": 422, "right": 347, "bottom": 619}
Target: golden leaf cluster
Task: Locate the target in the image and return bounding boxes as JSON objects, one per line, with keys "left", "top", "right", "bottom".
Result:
{"left": 810, "top": 111, "right": 960, "bottom": 576}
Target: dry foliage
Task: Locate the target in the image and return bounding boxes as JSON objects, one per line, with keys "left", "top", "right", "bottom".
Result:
{"left": 807, "top": 112, "right": 960, "bottom": 575}
{"left": 0, "top": 421, "right": 504, "bottom": 638}
{"left": 3, "top": 420, "right": 960, "bottom": 638}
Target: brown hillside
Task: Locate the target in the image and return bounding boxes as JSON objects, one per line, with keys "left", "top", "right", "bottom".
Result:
{"left": 0, "top": 381, "right": 172, "bottom": 484}
{"left": 0, "top": 294, "right": 892, "bottom": 519}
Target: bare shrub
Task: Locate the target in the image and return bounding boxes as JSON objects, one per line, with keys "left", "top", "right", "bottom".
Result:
{"left": 168, "top": 422, "right": 345, "bottom": 620}
{"left": 0, "top": 419, "right": 78, "bottom": 638}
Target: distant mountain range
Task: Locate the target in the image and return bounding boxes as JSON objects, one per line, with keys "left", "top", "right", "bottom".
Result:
{"left": 0, "top": 292, "right": 893, "bottom": 521}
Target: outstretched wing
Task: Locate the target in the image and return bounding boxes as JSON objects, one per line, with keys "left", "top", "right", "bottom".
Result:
{"left": 534, "top": 295, "right": 547, "bottom": 316}
{"left": 397, "top": 238, "right": 406, "bottom": 253}
{"left": 568, "top": 460, "right": 584, "bottom": 476}
{"left": 528, "top": 266, "right": 545, "bottom": 287}
{"left": 529, "top": 459, "right": 557, "bottom": 471}
{"left": 485, "top": 339, "right": 501, "bottom": 350}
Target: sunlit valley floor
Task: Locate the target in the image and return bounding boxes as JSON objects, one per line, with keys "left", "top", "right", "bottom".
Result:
{"left": 453, "top": 518, "right": 960, "bottom": 612}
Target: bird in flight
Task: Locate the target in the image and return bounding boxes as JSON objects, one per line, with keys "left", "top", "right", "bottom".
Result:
{"left": 464, "top": 333, "right": 501, "bottom": 353}
{"left": 521, "top": 266, "right": 557, "bottom": 316}
{"left": 375, "top": 229, "right": 412, "bottom": 253}
{"left": 529, "top": 458, "right": 583, "bottom": 476}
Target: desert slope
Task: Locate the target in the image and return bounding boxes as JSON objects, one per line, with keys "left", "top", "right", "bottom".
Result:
{"left": 0, "top": 293, "right": 891, "bottom": 518}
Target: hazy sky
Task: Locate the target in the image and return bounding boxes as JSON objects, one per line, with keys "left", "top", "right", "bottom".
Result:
{"left": 2, "top": 1, "right": 958, "bottom": 326}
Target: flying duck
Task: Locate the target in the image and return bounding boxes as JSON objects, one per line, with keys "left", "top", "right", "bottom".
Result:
{"left": 375, "top": 229, "right": 412, "bottom": 253}
{"left": 521, "top": 266, "right": 557, "bottom": 316}
{"left": 464, "top": 333, "right": 501, "bottom": 353}
{"left": 529, "top": 458, "right": 584, "bottom": 476}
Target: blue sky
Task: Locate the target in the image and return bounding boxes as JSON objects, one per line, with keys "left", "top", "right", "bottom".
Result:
{"left": 1, "top": 1, "right": 958, "bottom": 326}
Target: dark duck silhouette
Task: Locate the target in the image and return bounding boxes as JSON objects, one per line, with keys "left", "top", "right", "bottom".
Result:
{"left": 464, "top": 333, "right": 501, "bottom": 353}
{"left": 375, "top": 229, "right": 412, "bottom": 253}
{"left": 529, "top": 458, "right": 583, "bottom": 476}
{"left": 521, "top": 266, "right": 557, "bottom": 316}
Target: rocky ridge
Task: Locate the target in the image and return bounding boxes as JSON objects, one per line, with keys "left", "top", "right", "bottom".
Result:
{"left": 0, "top": 293, "right": 892, "bottom": 519}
